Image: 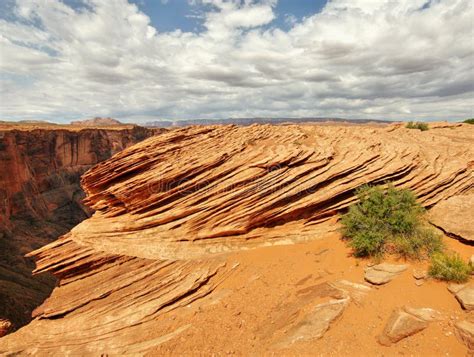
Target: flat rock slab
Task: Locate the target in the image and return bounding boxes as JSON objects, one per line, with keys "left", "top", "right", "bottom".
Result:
{"left": 331, "top": 280, "right": 372, "bottom": 304}
{"left": 429, "top": 194, "right": 474, "bottom": 241}
{"left": 282, "top": 298, "right": 349, "bottom": 345}
{"left": 365, "top": 264, "right": 408, "bottom": 285}
{"left": 271, "top": 282, "right": 352, "bottom": 348}
{"left": 455, "top": 320, "right": 474, "bottom": 351}
{"left": 378, "top": 306, "right": 440, "bottom": 346}
{"left": 449, "top": 284, "right": 474, "bottom": 310}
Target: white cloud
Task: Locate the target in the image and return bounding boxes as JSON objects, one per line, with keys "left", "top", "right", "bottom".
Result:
{"left": 0, "top": 0, "right": 473, "bottom": 122}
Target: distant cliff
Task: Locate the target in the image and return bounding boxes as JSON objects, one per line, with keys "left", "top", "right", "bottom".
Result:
{"left": 145, "top": 117, "right": 393, "bottom": 127}
{"left": 0, "top": 124, "right": 160, "bottom": 330}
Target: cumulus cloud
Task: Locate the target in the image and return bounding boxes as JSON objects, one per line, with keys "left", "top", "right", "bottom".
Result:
{"left": 0, "top": 0, "right": 473, "bottom": 122}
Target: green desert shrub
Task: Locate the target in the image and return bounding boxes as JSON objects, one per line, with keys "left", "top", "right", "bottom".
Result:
{"left": 428, "top": 252, "right": 472, "bottom": 283}
{"left": 341, "top": 185, "right": 443, "bottom": 259}
{"left": 406, "top": 121, "right": 429, "bottom": 131}
{"left": 463, "top": 118, "right": 474, "bottom": 124}
{"left": 390, "top": 227, "right": 444, "bottom": 259}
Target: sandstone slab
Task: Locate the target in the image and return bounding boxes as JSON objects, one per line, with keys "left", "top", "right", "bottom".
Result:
{"left": 282, "top": 298, "right": 349, "bottom": 345}
{"left": 455, "top": 320, "right": 474, "bottom": 351}
{"left": 365, "top": 264, "right": 408, "bottom": 285}
{"left": 450, "top": 284, "right": 474, "bottom": 310}
{"left": 378, "top": 307, "right": 440, "bottom": 346}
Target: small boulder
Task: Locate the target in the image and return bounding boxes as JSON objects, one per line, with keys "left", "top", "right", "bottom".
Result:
{"left": 449, "top": 284, "right": 474, "bottom": 310}
{"left": 0, "top": 319, "right": 12, "bottom": 337}
{"left": 455, "top": 320, "right": 474, "bottom": 351}
{"left": 365, "top": 264, "right": 408, "bottom": 285}
{"left": 378, "top": 308, "right": 428, "bottom": 346}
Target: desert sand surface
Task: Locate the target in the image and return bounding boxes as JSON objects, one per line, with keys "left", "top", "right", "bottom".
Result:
{"left": 0, "top": 122, "right": 473, "bottom": 356}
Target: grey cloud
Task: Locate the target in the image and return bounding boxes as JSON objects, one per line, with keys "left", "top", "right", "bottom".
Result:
{"left": 0, "top": 0, "right": 473, "bottom": 122}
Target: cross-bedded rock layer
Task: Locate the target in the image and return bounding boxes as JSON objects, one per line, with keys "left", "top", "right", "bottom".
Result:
{"left": 1, "top": 123, "right": 472, "bottom": 354}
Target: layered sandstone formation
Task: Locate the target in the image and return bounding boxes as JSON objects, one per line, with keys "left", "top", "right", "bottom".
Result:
{"left": 0, "top": 123, "right": 473, "bottom": 354}
{"left": 0, "top": 124, "right": 159, "bottom": 329}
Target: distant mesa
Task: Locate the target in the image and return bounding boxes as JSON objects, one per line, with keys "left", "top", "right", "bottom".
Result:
{"left": 70, "top": 117, "right": 123, "bottom": 126}
{"left": 17, "top": 120, "right": 53, "bottom": 124}
{"left": 145, "top": 117, "right": 394, "bottom": 128}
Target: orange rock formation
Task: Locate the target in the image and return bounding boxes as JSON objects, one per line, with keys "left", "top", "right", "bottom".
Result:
{"left": 0, "top": 123, "right": 472, "bottom": 355}
{"left": 0, "top": 124, "right": 159, "bottom": 329}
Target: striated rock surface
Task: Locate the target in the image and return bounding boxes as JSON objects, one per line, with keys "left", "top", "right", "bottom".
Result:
{"left": 0, "top": 124, "right": 473, "bottom": 354}
{"left": 429, "top": 193, "right": 474, "bottom": 241}
{"left": 0, "top": 124, "right": 160, "bottom": 329}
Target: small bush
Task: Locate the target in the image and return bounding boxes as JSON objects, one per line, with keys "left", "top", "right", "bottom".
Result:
{"left": 406, "top": 121, "right": 429, "bottom": 131}
{"left": 341, "top": 185, "right": 443, "bottom": 259}
{"left": 428, "top": 252, "right": 472, "bottom": 283}
{"left": 463, "top": 118, "right": 474, "bottom": 124}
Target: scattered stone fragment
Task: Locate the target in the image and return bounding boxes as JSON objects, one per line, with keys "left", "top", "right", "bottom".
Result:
{"left": 364, "top": 264, "right": 408, "bottom": 285}
{"left": 378, "top": 308, "right": 428, "bottom": 346}
{"left": 0, "top": 319, "right": 12, "bottom": 337}
{"left": 449, "top": 284, "right": 474, "bottom": 310}
{"left": 413, "top": 269, "right": 427, "bottom": 280}
{"left": 415, "top": 280, "right": 424, "bottom": 287}
{"left": 455, "top": 320, "right": 474, "bottom": 352}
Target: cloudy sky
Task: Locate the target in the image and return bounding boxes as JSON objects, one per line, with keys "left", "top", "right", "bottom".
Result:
{"left": 0, "top": 0, "right": 473, "bottom": 123}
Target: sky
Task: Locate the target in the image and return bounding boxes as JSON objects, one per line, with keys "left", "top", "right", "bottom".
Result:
{"left": 0, "top": 0, "right": 473, "bottom": 123}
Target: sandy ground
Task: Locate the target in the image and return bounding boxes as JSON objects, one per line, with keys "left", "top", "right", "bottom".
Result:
{"left": 147, "top": 230, "right": 473, "bottom": 356}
